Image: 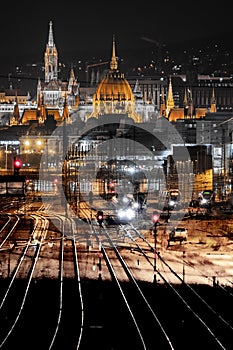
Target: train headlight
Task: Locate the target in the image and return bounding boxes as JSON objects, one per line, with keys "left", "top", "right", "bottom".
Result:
{"left": 117, "top": 208, "right": 135, "bottom": 220}
{"left": 133, "top": 202, "right": 139, "bottom": 209}
{"left": 125, "top": 208, "right": 135, "bottom": 219}
{"left": 117, "top": 209, "right": 125, "bottom": 219}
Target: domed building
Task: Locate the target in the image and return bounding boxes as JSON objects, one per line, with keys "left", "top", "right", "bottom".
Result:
{"left": 88, "top": 36, "right": 142, "bottom": 123}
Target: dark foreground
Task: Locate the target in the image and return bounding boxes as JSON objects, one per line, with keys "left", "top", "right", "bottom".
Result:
{"left": 0, "top": 279, "right": 232, "bottom": 350}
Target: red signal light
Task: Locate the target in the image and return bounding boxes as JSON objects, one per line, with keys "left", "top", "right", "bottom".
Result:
{"left": 14, "top": 160, "right": 22, "bottom": 168}
{"left": 97, "top": 211, "right": 104, "bottom": 226}
{"left": 13, "top": 158, "right": 22, "bottom": 175}
{"left": 152, "top": 212, "right": 160, "bottom": 223}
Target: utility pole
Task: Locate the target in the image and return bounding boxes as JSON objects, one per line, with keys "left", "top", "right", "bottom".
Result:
{"left": 182, "top": 250, "right": 185, "bottom": 283}
{"left": 152, "top": 211, "right": 160, "bottom": 284}
{"left": 62, "top": 117, "right": 68, "bottom": 218}
{"left": 153, "top": 224, "right": 157, "bottom": 284}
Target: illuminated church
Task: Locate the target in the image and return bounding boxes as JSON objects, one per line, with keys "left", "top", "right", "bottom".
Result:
{"left": 12, "top": 21, "right": 218, "bottom": 128}
{"left": 19, "top": 21, "right": 79, "bottom": 125}
{"left": 41, "top": 21, "right": 79, "bottom": 110}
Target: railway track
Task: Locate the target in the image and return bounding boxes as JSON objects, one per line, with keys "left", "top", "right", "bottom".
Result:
{"left": 0, "top": 198, "right": 232, "bottom": 349}
{"left": 76, "top": 218, "right": 233, "bottom": 349}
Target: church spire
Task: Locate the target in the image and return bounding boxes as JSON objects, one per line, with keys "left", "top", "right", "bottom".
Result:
{"left": 44, "top": 20, "right": 58, "bottom": 82}
{"left": 48, "top": 20, "right": 54, "bottom": 47}
{"left": 110, "top": 35, "right": 118, "bottom": 71}
{"left": 210, "top": 87, "right": 217, "bottom": 113}
{"left": 166, "top": 76, "right": 175, "bottom": 116}
{"left": 133, "top": 79, "right": 143, "bottom": 98}
{"left": 68, "top": 66, "right": 77, "bottom": 93}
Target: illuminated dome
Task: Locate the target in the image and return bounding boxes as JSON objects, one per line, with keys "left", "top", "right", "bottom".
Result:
{"left": 90, "top": 37, "right": 141, "bottom": 123}
{"left": 95, "top": 71, "right": 134, "bottom": 102}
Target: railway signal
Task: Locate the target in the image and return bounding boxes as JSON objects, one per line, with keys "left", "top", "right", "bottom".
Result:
{"left": 13, "top": 157, "right": 22, "bottom": 176}
{"left": 152, "top": 211, "right": 160, "bottom": 226}
{"left": 97, "top": 210, "right": 104, "bottom": 227}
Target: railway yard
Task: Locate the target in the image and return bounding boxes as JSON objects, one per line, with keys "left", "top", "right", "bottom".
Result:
{"left": 0, "top": 195, "right": 233, "bottom": 349}
{"left": 1, "top": 198, "right": 233, "bottom": 285}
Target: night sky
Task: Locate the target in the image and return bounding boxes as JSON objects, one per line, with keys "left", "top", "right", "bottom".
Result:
{"left": 0, "top": 1, "right": 232, "bottom": 71}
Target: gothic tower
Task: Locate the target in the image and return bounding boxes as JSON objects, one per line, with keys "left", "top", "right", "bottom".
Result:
{"left": 210, "top": 87, "right": 217, "bottom": 113}
{"left": 10, "top": 94, "right": 20, "bottom": 125}
{"left": 44, "top": 21, "right": 58, "bottom": 83}
{"left": 166, "top": 76, "right": 175, "bottom": 117}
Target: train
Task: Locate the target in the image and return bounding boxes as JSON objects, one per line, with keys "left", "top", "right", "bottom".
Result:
{"left": 198, "top": 190, "right": 215, "bottom": 207}
{"left": 97, "top": 180, "right": 117, "bottom": 200}
{"left": 160, "top": 189, "right": 181, "bottom": 210}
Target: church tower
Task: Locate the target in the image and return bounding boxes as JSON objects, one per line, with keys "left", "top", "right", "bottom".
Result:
{"left": 210, "top": 87, "right": 217, "bottom": 113}
{"left": 44, "top": 21, "right": 58, "bottom": 83}
{"left": 10, "top": 95, "right": 20, "bottom": 125}
{"left": 166, "top": 76, "right": 175, "bottom": 117}
{"left": 68, "top": 67, "right": 77, "bottom": 94}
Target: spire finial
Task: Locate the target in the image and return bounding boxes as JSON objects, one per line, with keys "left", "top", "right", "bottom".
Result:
{"left": 48, "top": 20, "right": 54, "bottom": 47}
{"left": 110, "top": 34, "right": 118, "bottom": 70}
